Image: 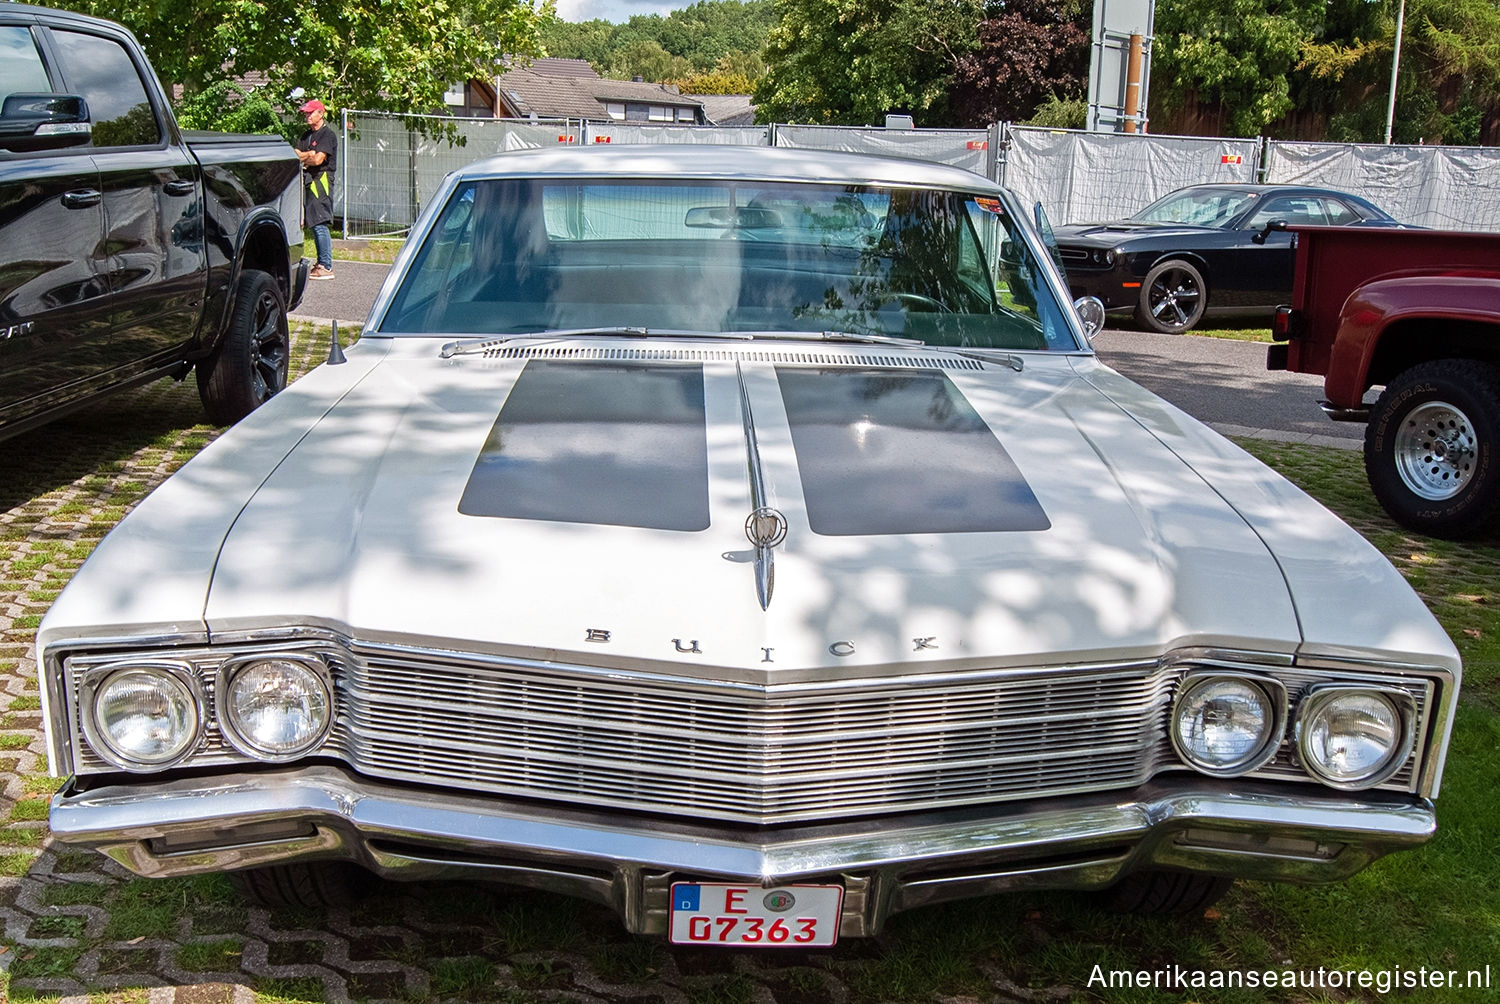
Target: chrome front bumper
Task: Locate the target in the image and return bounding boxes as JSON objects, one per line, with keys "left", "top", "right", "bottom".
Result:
{"left": 51, "top": 767, "right": 1435, "bottom": 936}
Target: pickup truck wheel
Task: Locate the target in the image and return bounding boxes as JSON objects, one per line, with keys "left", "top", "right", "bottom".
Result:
{"left": 1107, "top": 869, "right": 1232, "bottom": 916}
{"left": 196, "top": 269, "right": 289, "bottom": 425}
{"left": 1134, "top": 260, "right": 1207, "bottom": 334}
{"left": 228, "top": 862, "right": 370, "bottom": 909}
{"left": 1365, "top": 360, "right": 1500, "bottom": 538}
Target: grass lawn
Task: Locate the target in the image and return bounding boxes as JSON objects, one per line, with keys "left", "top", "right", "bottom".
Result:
{"left": 0, "top": 328, "right": 1495, "bottom": 1002}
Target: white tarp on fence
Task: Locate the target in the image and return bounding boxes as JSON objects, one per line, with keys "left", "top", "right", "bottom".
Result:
{"left": 341, "top": 111, "right": 1500, "bottom": 240}
{"left": 342, "top": 112, "right": 579, "bottom": 236}
{"left": 773, "top": 124, "right": 992, "bottom": 177}
{"left": 587, "top": 124, "right": 769, "bottom": 145}
{"left": 1002, "top": 126, "right": 1261, "bottom": 226}
{"left": 1263, "top": 141, "right": 1500, "bottom": 232}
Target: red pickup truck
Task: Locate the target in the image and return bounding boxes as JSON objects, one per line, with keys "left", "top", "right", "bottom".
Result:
{"left": 1269, "top": 227, "right": 1500, "bottom": 537}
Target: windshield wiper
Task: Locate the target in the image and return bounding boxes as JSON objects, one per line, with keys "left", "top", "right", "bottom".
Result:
{"left": 439, "top": 327, "right": 754, "bottom": 358}
{"left": 748, "top": 330, "right": 1025, "bottom": 372}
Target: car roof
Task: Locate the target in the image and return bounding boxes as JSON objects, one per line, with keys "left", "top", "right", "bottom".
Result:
{"left": 451, "top": 145, "right": 1003, "bottom": 194}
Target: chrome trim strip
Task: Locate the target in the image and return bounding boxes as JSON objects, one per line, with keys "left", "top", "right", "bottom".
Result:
{"left": 735, "top": 360, "right": 777, "bottom": 610}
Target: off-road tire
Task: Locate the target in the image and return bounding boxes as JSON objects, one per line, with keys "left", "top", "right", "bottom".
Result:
{"left": 1134, "top": 259, "right": 1207, "bottom": 334}
{"left": 1107, "top": 869, "right": 1232, "bottom": 916}
{"left": 196, "top": 268, "right": 289, "bottom": 425}
{"left": 228, "top": 861, "right": 370, "bottom": 909}
{"left": 1364, "top": 359, "right": 1500, "bottom": 538}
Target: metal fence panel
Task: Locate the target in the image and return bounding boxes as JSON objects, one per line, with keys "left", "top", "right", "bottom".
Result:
{"left": 774, "top": 124, "right": 991, "bottom": 176}
{"left": 342, "top": 112, "right": 579, "bottom": 237}
{"left": 1263, "top": 141, "right": 1500, "bottom": 231}
{"left": 339, "top": 111, "right": 1499, "bottom": 242}
{"left": 584, "top": 123, "right": 769, "bottom": 145}
{"left": 1002, "top": 127, "right": 1261, "bottom": 225}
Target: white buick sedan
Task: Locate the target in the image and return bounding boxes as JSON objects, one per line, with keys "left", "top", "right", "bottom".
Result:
{"left": 40, "top": 147, "right": 1458, "bottom": 946}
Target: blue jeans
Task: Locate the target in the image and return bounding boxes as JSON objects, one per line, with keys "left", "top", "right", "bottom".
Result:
{"left": 312, "top": 224, "right": 332, "bottom": 269}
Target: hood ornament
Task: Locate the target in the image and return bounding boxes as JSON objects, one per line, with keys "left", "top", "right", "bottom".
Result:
{"left": 737, "top": 363, "right": 785, "bottom": 610}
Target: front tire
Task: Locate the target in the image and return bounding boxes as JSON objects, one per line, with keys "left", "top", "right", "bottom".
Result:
{"left": 196, "top": 268, "right": 290, "bottom": 425}
{"left": 1107, "top": 869, "right": 1231, "bottom": 915}
{"left": 1364, "top": 359, "right": 1500, "bottom": 538}
{"left": 228, "top": 862, "right": 371, "bottom": 909}
{"left": 1134, "top": 260, "right": 1207, "bottom": 334}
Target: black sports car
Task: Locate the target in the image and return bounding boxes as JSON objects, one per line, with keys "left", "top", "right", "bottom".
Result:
{"left": 1053, "top": 184, "right": 1405, "bottom": 333}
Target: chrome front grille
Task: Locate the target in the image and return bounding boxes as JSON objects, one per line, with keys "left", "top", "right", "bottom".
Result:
{"left": 332, "top": 646, "right": 1182, "bottom": 823}
{"left": 62, "top": 643, "right": 1438, "bottom": 820}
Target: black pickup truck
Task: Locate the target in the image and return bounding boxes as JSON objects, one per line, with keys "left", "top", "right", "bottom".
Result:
{"left": 0, "top": 2, "right": 308, "bottom": 438}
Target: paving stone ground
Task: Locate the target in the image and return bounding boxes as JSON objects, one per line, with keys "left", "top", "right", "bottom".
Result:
{"left": 0, "top": 329, "right": 1103, "bottom": 1004}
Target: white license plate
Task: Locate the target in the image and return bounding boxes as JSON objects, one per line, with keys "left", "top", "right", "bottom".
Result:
{"left": 669, "top": 882, "right": 843, "bottom": 946}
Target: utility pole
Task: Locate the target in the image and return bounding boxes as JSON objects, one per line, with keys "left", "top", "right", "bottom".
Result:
{"left": 1384, "top": 0, "right": 1406, "bottom": 144}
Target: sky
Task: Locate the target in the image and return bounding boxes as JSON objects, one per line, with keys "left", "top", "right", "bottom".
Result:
{"left": 554, "top": 0, "right": 683, "bottom": 22}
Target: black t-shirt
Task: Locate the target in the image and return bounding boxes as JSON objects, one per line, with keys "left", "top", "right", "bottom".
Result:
{"left": 297, "top": 124, "right": 338, "bottom": 183}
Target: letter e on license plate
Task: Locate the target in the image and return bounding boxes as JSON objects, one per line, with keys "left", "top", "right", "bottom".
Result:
{"left": 669, "top": 882, "right": 842, "bottom": 946}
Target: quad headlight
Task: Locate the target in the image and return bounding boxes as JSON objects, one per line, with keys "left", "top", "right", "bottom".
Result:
{"left": 1171, "top": 674, "right": 1286, "bottom": 776}
{"left": 82, "top": 664, "right": 204, "bottom": 770}
{"left": 1295, "top": 686, "right": 1415, "bottom": 789}
{"left": 218, "top": 655, "right": 333, "bottom": 760}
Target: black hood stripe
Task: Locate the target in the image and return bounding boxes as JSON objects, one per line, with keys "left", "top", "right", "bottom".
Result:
{"left": 459, "top": 360, "right": 711, "bottom": 531}
{"left": 777, "top": 367, "right": 1049, "bottom": 536}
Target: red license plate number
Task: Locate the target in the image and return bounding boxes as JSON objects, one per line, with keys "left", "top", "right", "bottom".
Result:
{"left": 669, "top": 882, "right": 842, "bottom": 946}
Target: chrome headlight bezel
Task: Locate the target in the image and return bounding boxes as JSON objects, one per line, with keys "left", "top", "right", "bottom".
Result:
{"left": 1294, "top": 685, "right": 1416, "bottom": 790}
{"left": 78, "top": 661, "right": 206, "bottom": 772}
{"left": 216, "top": 653, "right": 335, "bottom": 762}
{"left": 1170, "top": 672, "right": 1287, "bottom": 777}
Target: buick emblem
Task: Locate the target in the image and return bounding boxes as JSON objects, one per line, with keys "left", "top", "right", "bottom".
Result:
{"left": 745, "top": 507, "right": 788, "bottom": 548}
{"left": 763, "top": 890, "right": 796, "bottom": 912}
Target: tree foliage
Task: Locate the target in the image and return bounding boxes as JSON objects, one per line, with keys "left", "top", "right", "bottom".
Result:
{"left": 950, "top": 0, "right": 1090, "bottom": 125}
{"left": 1300, "top": 0, "right": 1500, "bottom": 143}
{"left": 1152, "top": 0, "right": 1326, "bottom": 137}
{"left": 544, "top": 1, "right": 773, "bottom": 83}
{"left": 47, "top": 0, "right": 550, "bottom": 122}
{"left": 753, "top": 0, "right": 978, "bottom": 125}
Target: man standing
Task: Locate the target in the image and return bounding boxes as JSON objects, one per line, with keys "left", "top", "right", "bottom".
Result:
{"left": 296, "top": 98, "right": 337, "bottom": 280}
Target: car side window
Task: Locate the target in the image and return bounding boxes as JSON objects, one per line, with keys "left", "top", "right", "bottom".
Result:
{"left": 1320, "top": 199, "right": 1361, "bottom": 225}
{"left": 0, "top": 26, "right": 51, "bottom": 104}
{"left": 1246, "top": 197, "right": 1327, "bottom": 229}
{"left": 49, "top": 28, "right": 161, "bottom": 148}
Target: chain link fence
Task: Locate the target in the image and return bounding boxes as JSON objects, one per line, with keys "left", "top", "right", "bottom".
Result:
{"left": 338, "top": 111, "right": 1500, "bottom": 239}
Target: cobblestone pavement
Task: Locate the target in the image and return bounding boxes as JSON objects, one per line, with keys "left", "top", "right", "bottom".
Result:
{"left": 0, "top": 328, "right": 1117, "bottom": 1004}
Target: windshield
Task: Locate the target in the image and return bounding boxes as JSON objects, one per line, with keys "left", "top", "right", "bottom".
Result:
{"left": 377, "top": 178, "right": 1077, "bottom": 351}
{"left": 1131, "top": 188, "right": 1258, "bottom": 227}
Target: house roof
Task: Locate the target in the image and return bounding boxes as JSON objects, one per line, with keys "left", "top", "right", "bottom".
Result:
{"left": 695, "top": 94, "right": 757, "bottom": 127}
{"left": 495, "top": 60, "right": 705, "bottom": 122}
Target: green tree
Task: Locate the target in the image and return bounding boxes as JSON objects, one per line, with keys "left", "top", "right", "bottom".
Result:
{"left": 605, "top": 39, "right": 695, "bottom": 82}
{"left": 1299, "top": 0, "right": 1500, "bottom": 143}
{"left": 754, "top": 0, "right": 979, "bottom": 124}
{"left": 1152, "top": 0, "right": 1325, "bottom": 137}
{"left": 49, "top": 1, "right": 550, "bottom": 122}
{"left": 544, "top": 1, "right": 773, "bottom": 78}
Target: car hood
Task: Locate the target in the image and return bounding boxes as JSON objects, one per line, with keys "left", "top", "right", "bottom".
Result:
{"left": 181, "top": 337, "right": 1308, "bottom": 675}
{"left": 43, "top": 337, "right": 1453, "bottom": 681}
{"left": 1054, "top": 221, "right": 1217, "bottom": 247}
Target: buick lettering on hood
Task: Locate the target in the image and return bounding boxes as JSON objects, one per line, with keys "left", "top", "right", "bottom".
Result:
{"left": 40, "top": 148, "right": 1459, "bottom": 945}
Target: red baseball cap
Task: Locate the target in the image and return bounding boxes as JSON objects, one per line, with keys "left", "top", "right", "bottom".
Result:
{"left": 299, "top": 99, "right": 325, "bottom": 114}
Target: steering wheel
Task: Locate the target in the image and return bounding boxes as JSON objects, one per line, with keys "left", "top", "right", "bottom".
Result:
{"left": 882, "top": 291, "right": 951, "bottom": 313}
